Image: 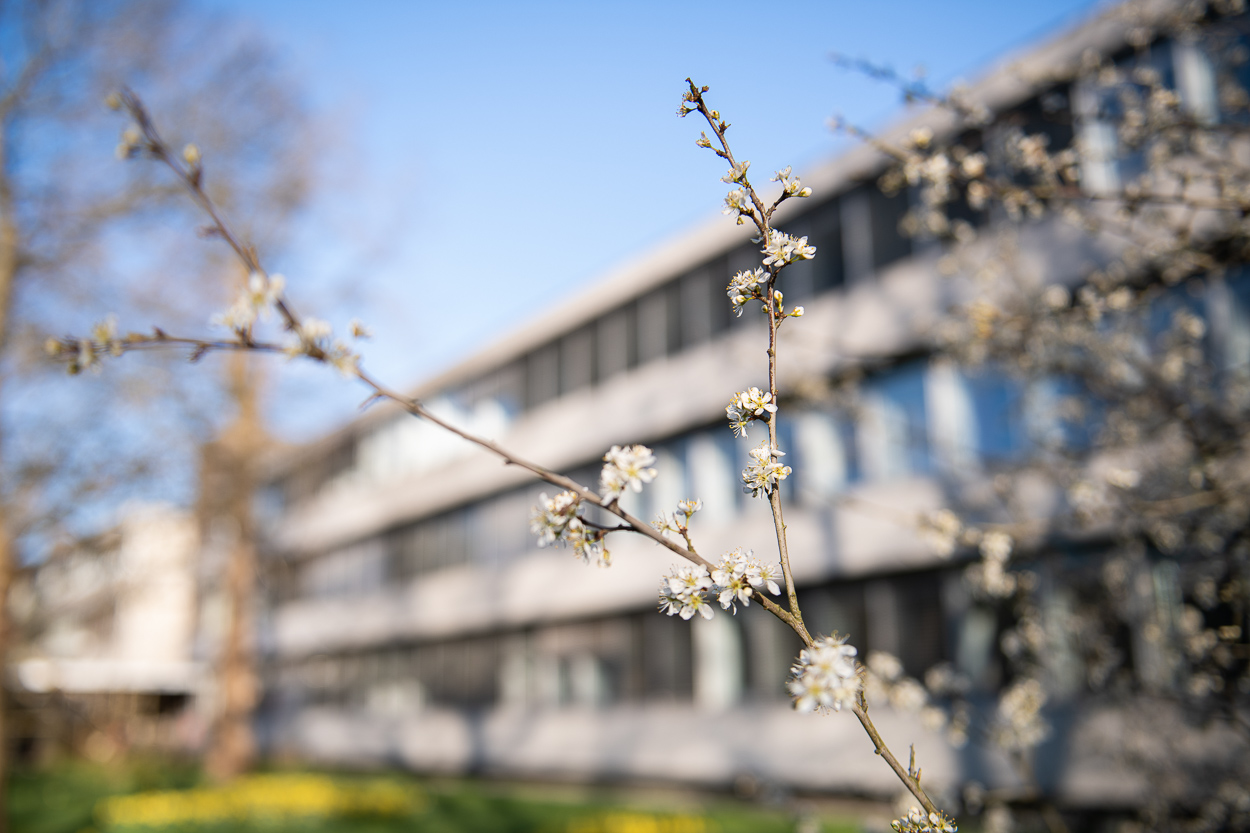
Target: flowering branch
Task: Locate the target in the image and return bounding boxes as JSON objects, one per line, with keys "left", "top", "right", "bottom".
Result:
{"left": 59, "top": 82, "right": 949, "bottom": 819}
{"left": 681, "top": 79, "right": 941, "bottom": 817}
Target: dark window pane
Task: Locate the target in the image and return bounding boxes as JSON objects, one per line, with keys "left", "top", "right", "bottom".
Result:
{"left": 640, "top": 611, "right": 693, "bottom": 700}
{"left": 636, "top": 286, "right": 673, "bottom": 364}
{"left": 525, "top": 342, "right": 560, "bottom": 408}
{"left": 870, "top": 186, "right": 911, "bottom": 270}
{"left": 559, "top": 324, "right": 597, "bottom": 395}
{"left": 596, "top": 306, "right": 636, "bottom": 381}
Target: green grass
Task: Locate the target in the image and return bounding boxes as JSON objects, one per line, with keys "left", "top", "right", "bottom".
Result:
{"left": 8, "top": 761, "right": 862, "bottom": 833}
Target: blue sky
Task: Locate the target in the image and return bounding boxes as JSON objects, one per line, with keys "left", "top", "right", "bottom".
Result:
{"left": 197, "top": 0, "right": 1106, "bottom": 439}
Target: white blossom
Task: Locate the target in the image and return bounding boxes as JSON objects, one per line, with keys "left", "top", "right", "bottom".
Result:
{"left": 967, "top": 530, "right": 1017, "bottom": 598}
{"left": 677, "top": 498, "right": 702, "bottom": 516}
{"left": 658, "top": 564, "right": 714, "bottom": 620}
{"left": 723, "top": 188, "right": 751, "bottom": 222}
{"left": 721, "top": 160, "right": 750, "bottom": 183}
{"left": 212, "top": 272, "right": 285, "bottom": 331}
{"left": 891, "top": 807, "right": 958, "bottom": 833}
{"left": 772, "top": 165, "right": 812, "bottom": 198}
{"left": 599, "top": 444, "right": 657, "bottom": 500}
{"left": 348, "top": 318, "right": 372, "bottom": 339}
{"left": 1105, "top": 467, "right": 1141, "bottom": 489}
{"left": 529, "top": 491, "right": 609, "bottom": 567}
{"left": 980, "top": 530, "right": 1013, "bottom": 562}
{"left": 297, "top": 317, "right": 332, "bottom": 342}
{"left": 530, "top": 491, "right": 583, "bottom": 547}
{"left": 760, "top": 229, "right": 816, "bottom": 268}
{"left": 867, "top": 650, "right": 904, "bottom": 683}
{"left": 90, "top": 315, "right": 124, "bottom": 358}
{"left": 726, "top": 267, "right": 766, "bottom": 316}
{"left": 709, "top": 548, "right": 782, "bottom": 613}
{"left": 918, "top": 508, "right": 962, "bottom": 557}
{"left": 725, "top": 387, "right": 776, "bottom": 437}
{"left": 741, "top": 442, "right": 791, "bottom": 498}
{"left": 787, "top": 634, "right": 861, "bottom": 712}
{"left": 992, "top": 678, "right": 1050, "bottom": 752}
{"left": 324, "top": 340, "right": 360, "bottom": 376}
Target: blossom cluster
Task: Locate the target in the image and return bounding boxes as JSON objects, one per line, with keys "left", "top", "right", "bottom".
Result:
{"left": 787, "top": 634, "right": 862, "bottom": 712}
{"left": 599, "top": 444, "right": 658, "bottom": 500}
{"left": 658, "top": 564, "right": 714, "bottom": 620}
{"left": 530, "top": 491, "right": 608, "bottom": 567}
{"left": 863, "top": 652, "right": 969, "bottom": 746}
{"left": 890, "top": 808, "right": 958, "bottom": 833}
{"left": 710, "top": 548, "right": 781, "bottom": 612}
{"left": 213, "top": 271, "right": 285, "bottom": 332}
{"left": 652, "top": 498, "right": 702, "bottom": 542}
{"left": 992, "top": 678, "right": 1050, "bottom": 753}
{"left": 723, "top": 188, "right": 752, "bottom": 223}
{"left": 725, "top": 267, "right": 766, "bottom": 316}
{"left": 771, "top": 166, "right": 812, "bottom": 199}
{"left": 966, "top": 530, "right": 1016, "bottom": 598}
{"left": 725, "top": 387, "right": 776, "bottom": 437}
{"left": 741, "top": 442, "right": 791, "bottom": 498}
{"left": 45, "top": 316, "right": 129, "bottom": 374}
{"left": 284, "top": 317, "right": 361, "bottom": 376}
{"left": 657, "top": 549, "right": 782, "bottom": 619}
{"left": 759, "top": 229, "right": 816, "bottom": 268}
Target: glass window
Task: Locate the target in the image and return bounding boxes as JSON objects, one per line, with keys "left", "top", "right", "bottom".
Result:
{"left": 687, "top": 430, "right": 739, "bottom": 522}
{"left": 677, "top": 267, "right": 715, "bottom": 349}
{"left": 525, "top": 342, "right": 560, "bottom": 409}
{"left": 636, "top": 286, "right": 673, "bottom": 365}
{"left": 869, "top": 186, "right": 912, "bottom": 270}
{"left": 639, "top": 610, "right": 693, "bottom": 700}
{"left": 858, "top": 360, "right": 932, "bottom": 480}
{"left": 812, "top": 197, "right": 845, "bottom": 293}
{"left": 1074, "top": 43, "right": 1173, "bottom": 194}
{"left": 793, "top": 410, "right": 854, "bottom": 501}
{"left": 692, "top": 613, "right": 744, "bottom": 710}
{"left": 596, "top": 305, "right": 636, "bottom": 382}
{"left": 1174, "top": 38, "right": 1219, "bottom": 124}
{"left": 1216, "top": 266, "right": 1250, "bottom": 373}
{"left": 840, "top": 186, "right": 874, "bottom": 283}
{"left": 559, "top": 324, "right": 597, "bottom": 395}
{"left": 929, "top": 363, "right": 1027, "bottom": 469}
{"left": 894, "top": 573, "right": 947, "bottom": 676}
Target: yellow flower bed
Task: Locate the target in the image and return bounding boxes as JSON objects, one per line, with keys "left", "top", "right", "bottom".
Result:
{"left": 567, "top": 811, "right": 713, "bottom": 833}
{"left": 95, "top": 773, "right": 423, "bottom": 829}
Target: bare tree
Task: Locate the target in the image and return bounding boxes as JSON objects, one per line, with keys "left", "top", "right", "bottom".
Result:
{"left": 0, "top": 0, "right": 311, "bottom": 821}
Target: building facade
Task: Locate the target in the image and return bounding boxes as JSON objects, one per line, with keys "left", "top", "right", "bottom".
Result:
{"left": 255, "top": 2, "right": 1250, "bottom": 807}
{"left": 13, "top": 504, "right": 205, "bottom": 761}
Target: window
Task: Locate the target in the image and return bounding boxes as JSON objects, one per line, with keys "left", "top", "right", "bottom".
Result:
{"left": 636, "top": 284, "right": 676, "bottom": 365}
{"left": 858, "top": 360, "right": 932, "bottom": 480}
{"left": 596, "top": 305, "right": 637, "bottom": 381}
{"left": 793, "top": 410, "right": 855, "bottom": 501}
{"left": 869, "top": 186, "right": 912, "bottom": 270}
{"left": 559, "top": 324, "right": 597, "bottom": 395}
{"left": 525, "top": 342, "right": 560, "bottom": 408}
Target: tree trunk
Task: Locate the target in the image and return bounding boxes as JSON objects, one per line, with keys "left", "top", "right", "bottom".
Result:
{"left": 0, "top": 122, "right": 21, "bottom": 833}
{"left": 202, "top": 350, "right": 262, "bottom": 782}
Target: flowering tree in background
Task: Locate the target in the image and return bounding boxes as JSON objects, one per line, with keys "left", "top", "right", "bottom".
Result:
{"left": 821, "top": 2, "right": 1250, "bottom": 830}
